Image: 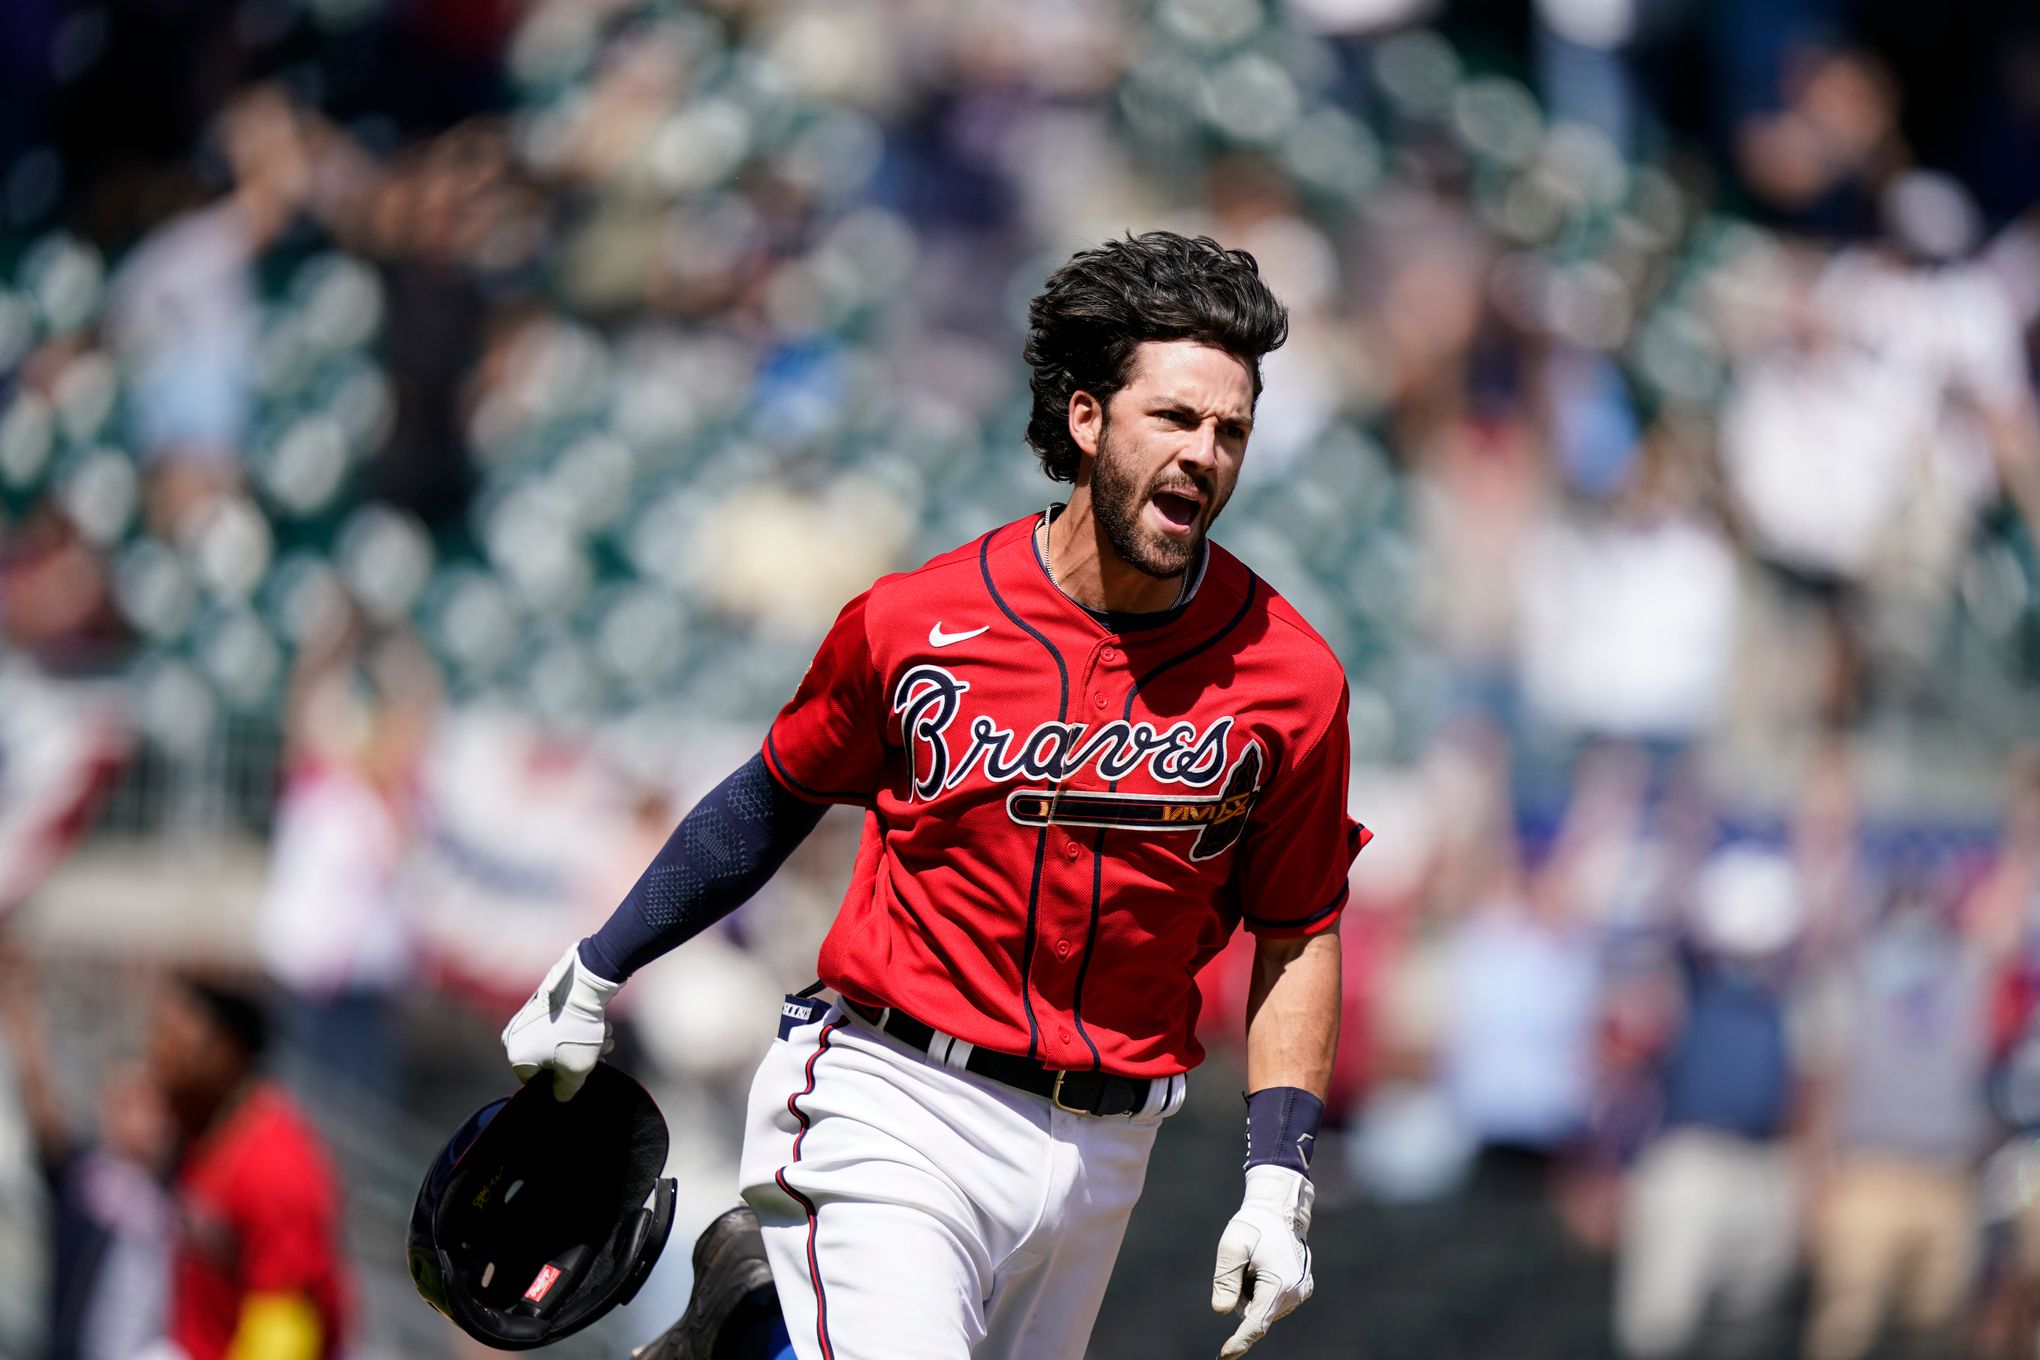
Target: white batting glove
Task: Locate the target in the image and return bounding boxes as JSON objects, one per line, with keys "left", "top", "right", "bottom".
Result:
{"left": 1211, "top": 1164, "right": 1315, "bottom": 1358}
{"left": 501, "top": 945, "right": 620, "bottom": 1101}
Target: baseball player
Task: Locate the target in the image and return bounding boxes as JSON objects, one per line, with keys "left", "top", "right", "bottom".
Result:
{"left": 503, "top": 230, "right": 1367, "bottom": 1360}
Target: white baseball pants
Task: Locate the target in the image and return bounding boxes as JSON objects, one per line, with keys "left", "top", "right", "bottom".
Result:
{"left": 738, "top": 1000, "right": 1187, "bottom": 1360}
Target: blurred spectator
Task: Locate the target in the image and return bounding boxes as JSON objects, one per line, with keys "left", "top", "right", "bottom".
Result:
{"left": 256, "top": 606, "right": 437, "bottom": 1103}
{"left": 1441, "top": 740, "right": 1639, "bottom": 1164}
{"left": 349, "top": 124, "right": 528, "bottom": 528}
{"left": 1518, "top": 415, "right": 1739, "bottom": 750}
{"left": 1721, "top": 169, "right": 2040, "bottom": 724}
{"left": 1614, "top": 847, "right": 1807, "bottom": 1360}
{"left": 1428, "top": 732, "right": 1621, "bottom": 1356}
{"left": 1802, "top": 823, "right": 2022, "bottom": 1360}
{"left": 1441, "top": 838, "right": 1601, "bottom": 1164}
{"left": 0, "top": 506, "right": 124, "bottom": 671}
{"left": 1733, "top": 46, "right": 1904, "bottom": 235}
{"left": 1966, "top": 749, "right": 2040, "bottom": 1360}
{"left": 0, "top": 334, "right": 130, "bottom": 673}
{"left": 106, "top": 88, "right": 309, "bottom": 539}
{"left": 148, "top": 974, "right": 351, "bottom": 1360}
{"left": 106, "top": 192, "right": 261, "bottom": 535}
{"left": 0, "top": 953, "right": 173, "bottom": 1360}
{"left": 1391, "top": 204, "right": 1546, "bottom": 722}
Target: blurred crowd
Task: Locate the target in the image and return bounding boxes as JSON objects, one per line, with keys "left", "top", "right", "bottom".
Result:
{"left": 1248, "top": 727, "right": 2040, "bottom": 1360}
{"left": 2, "top": 0, "right": 2040, "bottom": 1356}
{"left": 0, "top": 961, "right": 350, "bottom": 1360}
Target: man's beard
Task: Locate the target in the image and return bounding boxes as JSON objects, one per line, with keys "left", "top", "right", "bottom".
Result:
{"left": 1090, "top": 421, "right": 1219, "bottom": 580}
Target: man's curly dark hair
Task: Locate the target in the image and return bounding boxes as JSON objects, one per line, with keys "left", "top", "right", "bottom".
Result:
{"left": 1023, "top": 231, "right": 1289, "bottom": 483}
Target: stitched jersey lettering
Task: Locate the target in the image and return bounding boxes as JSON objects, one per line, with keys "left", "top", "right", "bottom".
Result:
{"left": 890, "top": 664, "right": 1238, "bottom": 801}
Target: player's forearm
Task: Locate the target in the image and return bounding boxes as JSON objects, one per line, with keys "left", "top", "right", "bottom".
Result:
{"left": 1243, "top": 927, "right": 1340, "bottom": 1098}
{"left": 578, "top": 752, "right": 828, "bottom": 980}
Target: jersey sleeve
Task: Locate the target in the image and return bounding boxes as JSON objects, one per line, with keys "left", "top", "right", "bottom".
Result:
{"left": 1234, "top": 682, "right": 1368, "bottom": 938}
{"left": 762, "top": 588, "right": 888, "bottom": 806}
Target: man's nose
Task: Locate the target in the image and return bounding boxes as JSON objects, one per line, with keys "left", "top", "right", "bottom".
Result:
{"left": 1178, "top": 422, "right": 1219, "bottom": 471}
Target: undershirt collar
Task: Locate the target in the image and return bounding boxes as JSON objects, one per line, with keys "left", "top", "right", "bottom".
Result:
{"left": 1034, "top": 503, "right": 1208, "bottom": 634}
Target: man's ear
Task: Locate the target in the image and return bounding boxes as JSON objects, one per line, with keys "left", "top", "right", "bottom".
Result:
{"left": 1069, "top": 389, "right": 1104, "bottom": 459}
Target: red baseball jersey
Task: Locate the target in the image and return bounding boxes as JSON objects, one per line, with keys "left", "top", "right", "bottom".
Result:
{"left": 764, "top": 511, "right": 1368, "bottom": 1078}
{"left": 169, "top": 1083, "right": 351, "bottom": 1360}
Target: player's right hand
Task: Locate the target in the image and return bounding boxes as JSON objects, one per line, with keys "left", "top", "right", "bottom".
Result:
{"left": 501, "top": 944, "right": 620, "bottom": 1101}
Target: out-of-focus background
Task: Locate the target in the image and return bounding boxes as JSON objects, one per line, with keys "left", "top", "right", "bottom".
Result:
{"left": 3, "top": 0, "right": 2040, "bottom": 1356}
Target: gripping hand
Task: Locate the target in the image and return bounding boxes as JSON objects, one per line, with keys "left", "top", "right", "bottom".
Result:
{"left": 501, "top": 945, "right": 619, "bottom": 1101}
{"left": 1210, "top": 1164, "right": 1315, "bottom": 1358}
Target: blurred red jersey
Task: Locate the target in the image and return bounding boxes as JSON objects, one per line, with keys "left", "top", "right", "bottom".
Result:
{"left": 169, "top": 1083, "right": 351, "bottom": 1360}
{"left": 764, "top": 512, "right": 1368, "bottom": 1078}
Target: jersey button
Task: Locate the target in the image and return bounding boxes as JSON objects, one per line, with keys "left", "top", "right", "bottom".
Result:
{"left": 1091, "top": 692, "right": 1108, "bottom": 711}
{"left": 1062, "top": 840, "right": 1080, "bottom": 861}
{"left": 1101, "top": 646, "right": 1120, "bottom": 664}
{"left": 1057, "top": 1027, "right": 1072, "bottom": 1044}
{"left": 1055, "top": 939, "right": 1072, "bottom": 959}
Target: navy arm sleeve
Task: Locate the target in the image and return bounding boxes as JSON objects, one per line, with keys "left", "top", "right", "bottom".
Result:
{"left": 577, "top": 752, "right": 829, "bottom": 981}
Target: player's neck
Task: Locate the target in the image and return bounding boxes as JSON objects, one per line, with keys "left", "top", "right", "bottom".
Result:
{"left": 1044, "top": 489, "right": 1185, "bottom": 615}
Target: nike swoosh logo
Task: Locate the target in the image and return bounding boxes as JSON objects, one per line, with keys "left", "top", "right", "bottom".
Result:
{"left": 929, "top": 622, "right": 991, "bottom": 648}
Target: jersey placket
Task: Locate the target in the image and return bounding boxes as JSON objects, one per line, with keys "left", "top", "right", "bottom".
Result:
{"left": 1031, "top": 633, "right": 1125, "bottom": 1071}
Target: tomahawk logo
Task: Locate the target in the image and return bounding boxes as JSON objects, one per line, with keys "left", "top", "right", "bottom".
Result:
{"left": 1006, "top": 740, "right": 1264, "bottom": 861}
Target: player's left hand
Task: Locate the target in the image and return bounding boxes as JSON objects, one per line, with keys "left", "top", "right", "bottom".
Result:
{"left": 501, "top": 944, "right": 620, "bottom": 1101}
{"left": 1210, "top": 1164, "right": 1315, "bottom": 1358}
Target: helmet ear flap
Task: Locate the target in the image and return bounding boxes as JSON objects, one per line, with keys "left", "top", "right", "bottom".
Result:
{"left": 617, "top": 1177, "right": 679, "bottom": 1306}
{"left": 439, "top": 1267, "right": 555, "bottom": 1351}
{"left": 538, "top": 1176, "right": 678, "bottom": 1335}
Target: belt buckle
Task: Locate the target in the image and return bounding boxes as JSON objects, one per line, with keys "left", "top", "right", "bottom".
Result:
{"left": 1050, "top": 1070, "right": 1090, "bottom": 1116}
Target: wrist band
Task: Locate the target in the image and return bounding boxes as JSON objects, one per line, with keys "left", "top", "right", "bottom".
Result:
{"left": 1244, "top": 1086, "right": 1323, "bottom": 1175}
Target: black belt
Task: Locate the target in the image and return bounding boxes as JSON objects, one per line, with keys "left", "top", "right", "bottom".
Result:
{"left": 843, "top": 1000, "right": 1152, "bottom": 1118}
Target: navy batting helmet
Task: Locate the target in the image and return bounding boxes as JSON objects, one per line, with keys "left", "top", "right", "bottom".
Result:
{"left": 408, "top": 1062, "right": 677, "bottom": 1350}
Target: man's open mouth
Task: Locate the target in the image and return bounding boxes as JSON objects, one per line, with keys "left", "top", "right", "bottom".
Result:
{"left": 1151, "top": 490, "right": 1201, "bottom": 529}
